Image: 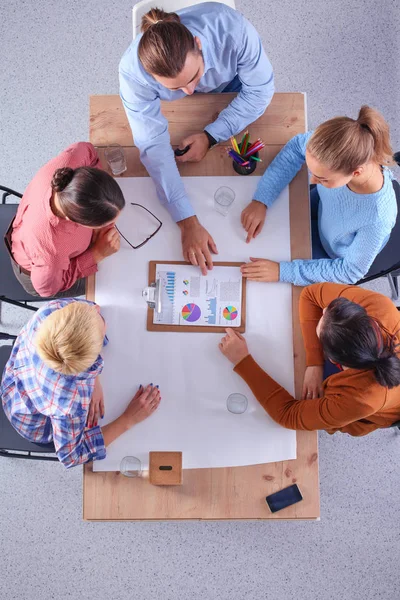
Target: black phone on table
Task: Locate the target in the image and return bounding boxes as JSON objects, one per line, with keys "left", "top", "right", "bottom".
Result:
{"left": 265, "top": 484, "right": 303, "bottom": 513}
{"left": 174, "top": 145, "right": 191, "bottom": 157}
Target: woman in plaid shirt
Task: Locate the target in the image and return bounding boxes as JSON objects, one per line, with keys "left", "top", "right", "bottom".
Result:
{"left": 0, "top": 299, "right": 161, "bottom": 468}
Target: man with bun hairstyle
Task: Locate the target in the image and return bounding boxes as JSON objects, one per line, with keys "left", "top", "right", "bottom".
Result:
{"left": 119, "top": 2, "right": 274, "bottom": 276}
{"left": 1, "top": 299, "right": 161, "bottom": 468}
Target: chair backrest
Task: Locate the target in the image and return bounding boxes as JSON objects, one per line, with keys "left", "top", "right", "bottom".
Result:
{"left": 358, "top": 179, "right": 400, "bottom": 282}
{"left": 0, "top": 342, "right": 57, "bottom": 460}
{"left": 132, "top": 0, "right": 236, "bottom": 39}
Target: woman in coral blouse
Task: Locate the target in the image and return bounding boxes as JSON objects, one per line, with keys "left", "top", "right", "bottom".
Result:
{"left": 219, "top": 284, "right": 400, "bottom": 436}
{"left": 8, "top": 142, "right": 125, "bottom": 297}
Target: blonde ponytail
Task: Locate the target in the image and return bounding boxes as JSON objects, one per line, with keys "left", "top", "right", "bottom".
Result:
{"left": 307, "top": 106, "right": 395, "bottom": 174}
{"left": 35, "top": 302, "right": 104, "bottom": 376}
{"left": 357, "top": 105, "right": 394, "bottom": 166}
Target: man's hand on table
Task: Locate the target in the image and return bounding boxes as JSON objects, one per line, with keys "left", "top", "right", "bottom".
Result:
{"left": 123, "top": 384, "right": 161, "bottom": 428}
{"left": 241, "top": 258, "right": 280, "bottom": 282}
{"left": 175, "top": 133, "right": 210, "bottom": 163}
{"left": 241, "top": 200, "right": 267, "bottom": 243}
{"left": 178, "top": 216, "right": 218, "bottom": 276}
{"left": 219, "top": 329, "right": 250, "bottom": 366}
{"left": 302, "top": 366, "right": 324, "bottom": 400}
{"left": 87, "top": 377, "right": 105, "bottom": 428}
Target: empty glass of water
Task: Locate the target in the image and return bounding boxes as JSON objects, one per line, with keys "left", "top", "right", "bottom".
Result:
{"left": 120, "top": 456, "right": 142, "bottom": 477}
{"left": 104, "top": 144, "right": 127, "bottom": 176}
{"left": 227, "top": 393, "right": 248, "bottom": 414}
{"left": 214, "top": 186, "right": 235, "bottom": 216}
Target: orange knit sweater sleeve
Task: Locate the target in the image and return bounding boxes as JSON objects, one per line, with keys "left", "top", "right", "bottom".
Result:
{"left": 233, "top": 283, "right": 400, "bottom": 435}
{"left": 233, "top": 355, "right": 380, "bottom": 433}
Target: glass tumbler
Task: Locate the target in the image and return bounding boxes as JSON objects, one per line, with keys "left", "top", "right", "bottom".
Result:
{"left": 104, "top": 144, "right": 127, "bottom": 176}
{"left": 227, "top": 393, "right": 248, "bottom": 414}
{"left": 214, "top": 186, "right": 235, "bottom": 216}
{"left": 120, "top": 456, "right": 142, "bottom": 477}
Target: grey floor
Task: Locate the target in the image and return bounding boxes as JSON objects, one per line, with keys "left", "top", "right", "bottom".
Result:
{"left": 1, "top": 1, "right": 400, "bottom": 599}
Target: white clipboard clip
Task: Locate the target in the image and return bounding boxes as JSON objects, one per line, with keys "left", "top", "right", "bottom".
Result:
{"left": 142, "top": 278, "right": 162, "bottom": 314}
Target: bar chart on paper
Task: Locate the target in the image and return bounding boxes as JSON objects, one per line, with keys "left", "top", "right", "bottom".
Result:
{"left": 205, "top": 298, "right": 217, "bottom": 325}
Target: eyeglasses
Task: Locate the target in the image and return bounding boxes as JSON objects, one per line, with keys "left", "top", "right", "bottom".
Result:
{"left": 116, "top": 203, "right": 162, "bottom": 249}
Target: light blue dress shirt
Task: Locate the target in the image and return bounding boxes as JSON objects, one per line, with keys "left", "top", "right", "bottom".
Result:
{"left": 119, "top": 2, "right": 274, "bottom": 222}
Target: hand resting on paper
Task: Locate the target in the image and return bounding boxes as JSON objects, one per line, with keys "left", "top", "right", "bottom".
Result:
{"left": 241, "top": 200, "right": 267, "bottom": 243}
{"left": 240, "top": 258, "right": 280, "bottom": 282}
{"left": 219, "top": 328, "right": 250, "bottom": 366}
{"left": 101, "top": 384, "right": 161, "bottom": 448}
{"left": 123, "top": 384, "right": 161, "bottom": 427}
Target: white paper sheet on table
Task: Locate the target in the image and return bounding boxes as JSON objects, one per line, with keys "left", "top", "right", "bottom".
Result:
{"left": 154, "top": 263, "right": 243, "bottom": 327}
{"left": 93, "top": 176, "right": 296, "bottom": 471}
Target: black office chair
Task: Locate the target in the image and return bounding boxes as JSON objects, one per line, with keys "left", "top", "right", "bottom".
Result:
{"left": 0, "top": 336, "right": 58, "bottom": 461}
{"left": 0, "top": 185, "right": 53, "bottom": 316}
{"left": 357, "top": 179, "right": 400, "bottom": 300}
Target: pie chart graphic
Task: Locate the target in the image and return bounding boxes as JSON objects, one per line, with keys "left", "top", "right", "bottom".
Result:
{"left": 223, "top": 306, "right": 238, "bottom": 321}
{"left": 182, "top": 303, "right": 201, "bottom": 322}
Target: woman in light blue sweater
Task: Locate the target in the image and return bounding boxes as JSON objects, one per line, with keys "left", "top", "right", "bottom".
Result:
{"left": 240, "top": 106, "right": 397, "bottom": 286}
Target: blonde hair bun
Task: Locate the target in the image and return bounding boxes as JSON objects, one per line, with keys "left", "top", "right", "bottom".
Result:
{"left": 35, "top": 302, "right": 104, "bottom": 376}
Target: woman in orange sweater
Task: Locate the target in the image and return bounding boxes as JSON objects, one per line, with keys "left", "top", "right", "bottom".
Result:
{"left": 219, "top": 283, "right": 400, "bottom": 436}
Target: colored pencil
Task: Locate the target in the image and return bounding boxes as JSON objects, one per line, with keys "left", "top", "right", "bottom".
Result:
{"left": 229, "top": 151, "right": 250, "bottom": 166}
{"left": 239, "top": 131, "right": 249, "bottom": 155}
{"left": 243, "top": 133, "right": 250, "bottom": 155}
{"left": 250, "top": 155, "right": 262, "bottom": 162}
{"left": 231, "top": 136, "right": 240, "bottom": 154}
{"left": 245, "top": 143, "right": 263, "bottom": 156}
{"left": 228, "top": 149, "right": 250, "bottom": 166}
{"left": 245, "top": 138, "right": 261, "bottom": 154}
{"left": 238, "top": 132, "right": 246, "bottom": 154}
{"left": 244, "top": 143, "right": 265, "bottom": 158}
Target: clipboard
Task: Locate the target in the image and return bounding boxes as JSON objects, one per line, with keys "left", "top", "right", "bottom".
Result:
{"left": 146, "top": 261, "right": 247, "bottom": 333}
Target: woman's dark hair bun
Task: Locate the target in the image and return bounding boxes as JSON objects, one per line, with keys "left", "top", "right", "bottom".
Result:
{"left": 320, "top": 297, "right": 400, "bottom": 389}
{"left": 374, "top": 354, "right": 400, "bottom": 389}
{"left": 51, "top": 167, "right": 74, "bottom": 192}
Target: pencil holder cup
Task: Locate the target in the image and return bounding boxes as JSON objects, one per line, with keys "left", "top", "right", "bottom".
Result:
{"left": 232, "top": 152, "right": 259, "bottom": 175}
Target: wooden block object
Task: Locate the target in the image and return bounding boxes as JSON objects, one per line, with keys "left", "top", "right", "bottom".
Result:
{"left": 149, "top": 452, "right": 183, "bottom": 486}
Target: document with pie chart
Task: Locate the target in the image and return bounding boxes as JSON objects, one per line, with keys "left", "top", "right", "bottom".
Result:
{"left": 152, "top": 262, "right": 245, "bottom": 331}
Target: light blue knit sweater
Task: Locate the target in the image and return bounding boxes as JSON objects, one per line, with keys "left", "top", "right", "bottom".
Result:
{"left": 254, "top": 132, "right": 397, "bottom": 286}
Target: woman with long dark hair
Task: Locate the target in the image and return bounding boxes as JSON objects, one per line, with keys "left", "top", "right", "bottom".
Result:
{"left": 8, "top": 142, "right": 125, "bottom": 297}
{"left": 219, "top": 283, "right": 400, "bottom": 436}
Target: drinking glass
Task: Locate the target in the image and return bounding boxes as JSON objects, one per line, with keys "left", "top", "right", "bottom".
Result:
{"left": 227, "top": 393, "right": 248, "bottom": 414}
{"left": 120, "top": 456, "right": 142, "bottom": 477}
{"left": 214, "top": 186, "right": 235, "bottom": 216}
{"left": 104, "top": 144, "right": 127, "bottom": 175}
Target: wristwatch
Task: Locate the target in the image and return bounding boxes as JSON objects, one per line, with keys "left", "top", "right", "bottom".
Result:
{"left": 204, "top": 130, "right": 218, "bottom": 149}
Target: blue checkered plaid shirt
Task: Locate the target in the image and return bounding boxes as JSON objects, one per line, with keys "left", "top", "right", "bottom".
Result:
{"left": 1, "top": 299, "right": 107, "bottom": 468}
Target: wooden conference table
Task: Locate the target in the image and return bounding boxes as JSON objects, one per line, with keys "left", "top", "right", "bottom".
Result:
{"left": 83, "top": 93, "right": 320, "bottom": 520}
